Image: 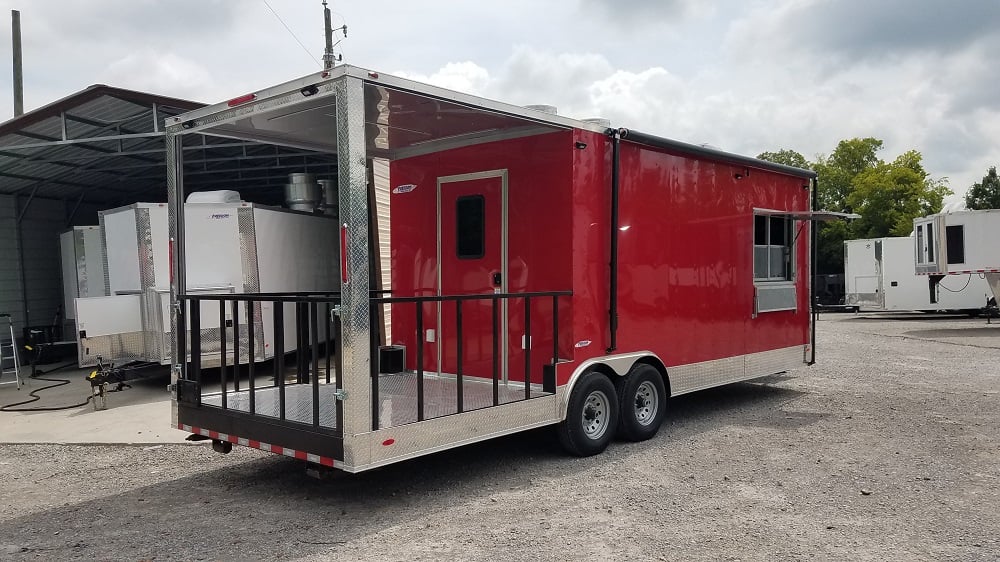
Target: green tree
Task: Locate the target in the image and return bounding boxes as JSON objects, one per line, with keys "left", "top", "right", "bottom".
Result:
{"left": 808, "top": 138, "right": 884, "bottom": 273}
{"left": 847, "top": 150, "right": 951, "bottom": 238}
{"left": 812, "top": 137, "right": 883, "bottom": 212}
{"left": 965, "top": 166, "right": 1000, "bottom": 210}
{"left": 757, "top": 149, "right": 809, "bottom": 169}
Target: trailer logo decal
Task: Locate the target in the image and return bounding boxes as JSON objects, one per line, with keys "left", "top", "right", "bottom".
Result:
{"left": 392, "top": 184, "right": 417, "bottom": 194}
{"left": 575, "top": 340, "right": 592, "bottom": 348}
{"left": 208, "top": 213, "right": 231, "bottom": 220}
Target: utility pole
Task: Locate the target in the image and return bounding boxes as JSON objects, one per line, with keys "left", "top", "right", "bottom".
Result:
{"left": 321, "top": 1, "right": 346, "bottom": 68}
{"left": 12, "top": 9, "right": 23, "bottom": 116}
{"left": 322, "top": 1, "right": 334, "bottom": 69}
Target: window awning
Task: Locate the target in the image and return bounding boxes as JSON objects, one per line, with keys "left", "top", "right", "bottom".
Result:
{"left": 754, "top": 208, "right": 861, "bottom": 222}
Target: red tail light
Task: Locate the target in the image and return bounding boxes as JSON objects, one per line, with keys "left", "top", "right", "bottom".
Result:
{"left": 340, "top": 223, "right": 349, "bottom": 284}
{"left": 226, "top": 93, "right": 256, "bottom": 107}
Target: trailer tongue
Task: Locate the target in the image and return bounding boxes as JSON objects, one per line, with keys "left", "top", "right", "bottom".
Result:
{"left": 167, "top": 66, "right": 825, "bottom": 473}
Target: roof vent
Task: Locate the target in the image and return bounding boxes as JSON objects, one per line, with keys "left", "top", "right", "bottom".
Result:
{"left": 186, "top": 190, "right": 242, "bottom": 204}
{"left": 524, "top": 104, "right": 558, "bottom": 115}
{"left": 582, "top": 118, "right": 611, "bottom": 128}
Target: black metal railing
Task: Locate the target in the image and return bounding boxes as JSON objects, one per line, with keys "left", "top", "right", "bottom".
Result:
{"left": 177, "top": 292, "right": 344, "bottom": 434}
{"left": 177, "top": 289, "right": 571, "bottom": 436}
{"left": 371, "top": 291, "right": 571, "bottom": 431}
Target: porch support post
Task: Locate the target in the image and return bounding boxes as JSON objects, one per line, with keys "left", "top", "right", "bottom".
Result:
{"left": 335, "top": 75, "right": 372, "bottom": 463}
{"left": 166, "top": 130, "right": 186, "bottom": 428}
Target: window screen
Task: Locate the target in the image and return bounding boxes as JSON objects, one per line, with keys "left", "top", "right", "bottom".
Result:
{"left": 753, "top": 214, "right": 793, "bottom": 282}
{"left": 926, "top": 224, "right": 935, "bottom": 262}
{"left": 916, "top": 225, "right": 924, "bottom": 264}
{"left": 456, "top": 195, "right": 485, "bottom": 259}
{"left": 946, "top": 225, "right": 965, "bottom": 265}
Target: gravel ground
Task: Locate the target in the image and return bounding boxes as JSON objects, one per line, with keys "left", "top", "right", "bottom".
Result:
{"left": 1, "top": 313, "right": 998, "bottom": 561}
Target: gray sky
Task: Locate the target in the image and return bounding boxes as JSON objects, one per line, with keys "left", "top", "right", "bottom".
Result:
{"left": 2, "top": 0, "right": 998, "bottom": 201}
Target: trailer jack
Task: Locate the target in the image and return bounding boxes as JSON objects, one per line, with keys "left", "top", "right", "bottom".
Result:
{"left": 86, "top": 358, "right": 132, "bottom": 411}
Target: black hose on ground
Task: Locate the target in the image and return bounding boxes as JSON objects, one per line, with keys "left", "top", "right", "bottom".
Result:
{"left": 0, "top": 376, "right": 92, "bottom": 412}
{"left": 1, "top": 360, "right": 148, "bottom": 412}
{"left": 29, "top": 360, "right": 77, "bottom": 376}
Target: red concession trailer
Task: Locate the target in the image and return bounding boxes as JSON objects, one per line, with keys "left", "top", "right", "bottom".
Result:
{"left": 166, "top": 66, "right": 826, "bottom": 472}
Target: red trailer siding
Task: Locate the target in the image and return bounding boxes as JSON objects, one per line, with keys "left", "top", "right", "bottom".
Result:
{"left": 611, "top": 143, "right": 810, "bottom": 367}
{"left": 390, "top": 129, "right": 809, "bottom": 387}
{"left": 389, "top": 131, "right": 576, "bottom": 384}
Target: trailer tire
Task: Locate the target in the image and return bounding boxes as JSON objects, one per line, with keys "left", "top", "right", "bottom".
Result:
{"left": 616, "top": 364, "right": 667, "bottom": 442}
{"left": 557, "top": 371, "right": 618, "bottom": 457}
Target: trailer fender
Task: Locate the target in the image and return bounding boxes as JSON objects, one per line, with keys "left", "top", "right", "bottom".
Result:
{"left": 559, "top": 351, "right": 668, "bottom": 420}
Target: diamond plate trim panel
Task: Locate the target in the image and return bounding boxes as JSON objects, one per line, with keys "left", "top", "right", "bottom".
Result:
{"left": 202, "top": 384, "right": 340, "bottom": 428}
{"left": 845, "top": 292, "right": 882, "bottom": 308}
{"left": 78, "top": 332, "right": 145, "bottom": 367}
{"left": 335, "top": 76, "right": 371, "bottom": 467}
{"left": 353, "top": 394, "right": 559, "bottom": 471}
{"left": 375, "top": 373, "right": 549, "bottom": 427}
{"left": 671, "top": 345, "right": 806, "bottom": 396}
{"left": 166, "top": 131, "right": 184, "bottom": 431}
{"left": 745, "top": 345, "right": 806, "bottom": 378}
{"left": 73, "top": 229, "right": 88, "bottom": 298}
{"left": 98, "top": 211, "right": 111, "bottom": 295}
{"left": 134, "top": 207, "right": 159, "bottom": 360}
{"left": 237, "top": 206, "right": 266, "bottom": 358}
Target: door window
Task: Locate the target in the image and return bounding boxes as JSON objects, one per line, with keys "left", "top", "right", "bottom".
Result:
{"left": 456, "top": 195, "right": 485, "bottom": 259}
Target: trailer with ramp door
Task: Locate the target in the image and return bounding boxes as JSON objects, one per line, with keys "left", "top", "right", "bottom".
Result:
{"left": 166, "top": 66, "right": 843, "bottom": 472}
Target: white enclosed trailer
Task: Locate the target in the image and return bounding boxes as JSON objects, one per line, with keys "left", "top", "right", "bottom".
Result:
{"left": 59, "top": 226, "right": 109, "bottom": 322}
{"left": 75, "top": 199, "right": 338, "bottom": 367}
{"left": 844, "top": 236, "right": 991, "bottom": 312}
{"left": 913, "top": 209, "right": 1000, "bottom": 304}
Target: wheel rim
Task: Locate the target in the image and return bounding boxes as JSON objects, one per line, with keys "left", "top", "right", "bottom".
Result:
{"left": 582, "top": 389, "right": 611, "bottom": 440}
{"left": 633, "top": 380, "right": 659, "bottom": 426}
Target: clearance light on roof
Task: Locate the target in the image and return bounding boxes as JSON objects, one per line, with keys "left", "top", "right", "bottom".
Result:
{"left": 226, "top": 93, "right": 257, "bottom": 107}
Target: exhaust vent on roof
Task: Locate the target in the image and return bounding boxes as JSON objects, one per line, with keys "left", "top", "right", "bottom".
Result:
{"left": 582, "top": 118, "right": 611, "bottom": 128}
{"left": 186, "top": 190, "right": 243, "bottom": 204}
{"left": 524, "top": 104, "right": 558, "bottom": 115}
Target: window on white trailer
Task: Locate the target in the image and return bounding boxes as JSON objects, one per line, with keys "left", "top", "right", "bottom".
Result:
{"left": 926, "top": 223, "right": 935, "bottom": 263}
{"left": 946, "top": 224, "right": 965, "bottom": 265}
{"left": 916, "top": 225, "right": 924, "bottom": 264}
{"left": 753, "top": 215, "right": 793, "bottom": 282}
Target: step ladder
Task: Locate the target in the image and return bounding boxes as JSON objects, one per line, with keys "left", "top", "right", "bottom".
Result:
{"left": 1, "top": 313, "right": 23, "bottom": 390}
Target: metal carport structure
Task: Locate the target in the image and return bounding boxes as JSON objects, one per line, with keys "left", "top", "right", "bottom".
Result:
{"left": 0, "top": 84, "right": 337, "bottom": 339}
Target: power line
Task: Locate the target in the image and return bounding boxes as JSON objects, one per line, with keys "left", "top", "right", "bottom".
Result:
{"left": 262, "top": 0, "right": 321, "bottom": 67}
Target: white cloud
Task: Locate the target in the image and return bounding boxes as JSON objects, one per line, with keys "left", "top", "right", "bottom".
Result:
{"left": 394, "top": 62, "right": 492, "bottom": 97}
{"left": 100, "top": 50, "right": 215, "bottom": 102}
{"left": 1, "top": 0, "right": 999, "bottom": 200}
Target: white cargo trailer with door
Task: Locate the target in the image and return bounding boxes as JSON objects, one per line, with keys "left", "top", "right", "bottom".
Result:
{"left": 914, "top": 209, "right": 1000, "bottom": 305}
{"left": 59, "top": 226, "right": 108, "bottom": 323}
{"left": 75, "top": 196, "right": 339, "bottom": 367}
{"left": 844, "top": 236, "right": 991, "bottom": 312}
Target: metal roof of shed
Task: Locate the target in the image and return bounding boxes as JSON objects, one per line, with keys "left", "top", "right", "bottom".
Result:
{"left": 0, "top": 85, "right": 337, "bottom": 206}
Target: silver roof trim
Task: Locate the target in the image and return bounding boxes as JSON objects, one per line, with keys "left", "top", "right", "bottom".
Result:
{"left": 167, "top": 65, "right": 608, "bottom": 135}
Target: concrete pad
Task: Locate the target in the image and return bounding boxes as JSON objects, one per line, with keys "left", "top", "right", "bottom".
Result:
{"left": 0, "top": 363, "right": 187, "bottom": 444}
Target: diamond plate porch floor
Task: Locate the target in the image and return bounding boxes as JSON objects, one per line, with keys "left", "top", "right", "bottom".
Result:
{"left": 200, "top": 372, "right": 550, "bottom": 430}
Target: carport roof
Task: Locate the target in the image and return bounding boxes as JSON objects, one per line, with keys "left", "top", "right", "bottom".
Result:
{"left": 0, "top": 84, "right": 337, "bottom": 206}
